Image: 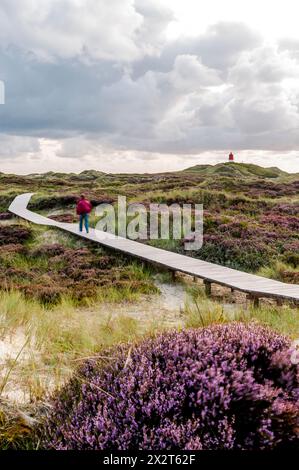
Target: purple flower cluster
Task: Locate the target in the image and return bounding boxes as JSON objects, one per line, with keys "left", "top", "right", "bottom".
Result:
{"left": 44, "top": 323, "right": 299, "bottom": 450}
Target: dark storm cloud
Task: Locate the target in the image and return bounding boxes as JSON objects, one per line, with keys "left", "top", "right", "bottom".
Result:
{"left": 0, "top": 47, "right": 124, "bottom": 136}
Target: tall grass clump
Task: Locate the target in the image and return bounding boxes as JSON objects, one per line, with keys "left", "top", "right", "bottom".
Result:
{"left": 0, "top": 290, "right": 41, "bottom": 331}
{"left": 258, "top": 261, "right": 298, "bottom": 283}
{"left": 43, "top": 323, "right": 299, "bottom": 450}
{"left": 0, "top": 289, "right": 162, "bottom": 406}
{"left": 184, "top": 285, "right": 299, "bottom": 338}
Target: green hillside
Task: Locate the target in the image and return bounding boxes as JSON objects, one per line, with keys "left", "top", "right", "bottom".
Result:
{"left": 183, "top": 162, "right": 293, "bottom": 179}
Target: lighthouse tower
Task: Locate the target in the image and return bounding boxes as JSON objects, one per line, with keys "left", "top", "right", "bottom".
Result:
{"left": 228, "top": 152, "right": 234, "bottom": 162}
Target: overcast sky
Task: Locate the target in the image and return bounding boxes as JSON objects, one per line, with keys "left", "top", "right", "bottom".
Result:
{"left": 1, "top": 0, "right": 299, "bottom": 174}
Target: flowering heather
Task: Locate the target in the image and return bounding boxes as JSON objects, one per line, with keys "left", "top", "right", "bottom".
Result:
{"left": 44, "top": 323, "right": 299, "bottom": 450}
{"left": 272, "top": 203, "right": 299, "bottom": 216}
{"left": 260, "top": 214, "right": 299, "bottom": 231}
{"left": 198, "top": 209, "right": 299, "bottom": 272}
{"left": 200, "top": 233, "right": 275, "bottom": 271}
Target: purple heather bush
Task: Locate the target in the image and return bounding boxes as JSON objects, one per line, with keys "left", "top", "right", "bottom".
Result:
{"left": 198, "top": 209, "right": 299, "bottom": 272}
{"left": 44, "top": 323, "right": 299, "bottom": 450}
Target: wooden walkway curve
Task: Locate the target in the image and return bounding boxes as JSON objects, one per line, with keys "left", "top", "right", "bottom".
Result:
{"left": 8, "top": 193, "right": 299, "bottom": 305}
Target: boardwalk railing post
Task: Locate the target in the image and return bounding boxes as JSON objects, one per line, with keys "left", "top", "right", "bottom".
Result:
{"left": 204, "top": 280, "right": 212, "bottom": 296}
{"left": 254, "top": 297, "right": 260, "bottom": 308}
{"left": 247, "top": 294, "right": 260, "bottom": 308}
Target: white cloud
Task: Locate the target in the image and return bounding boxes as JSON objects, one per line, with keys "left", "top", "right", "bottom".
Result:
{"left": 0, "top": 0, "right": 144, "bottom": 61}
{"left": 229, "top": 46, "right": 299, "bottom": 86}
{"left": 170, "top": 55, "right": 221, "bottom": 90}
{"left": 167, "top": 0, "right": 299, "bottom": 42}
{"left": 0, "top": 134, "right": 40, "bottom": 159}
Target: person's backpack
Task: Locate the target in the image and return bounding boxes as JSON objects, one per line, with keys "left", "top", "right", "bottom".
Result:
{"left": 76, "top": 199, "right": 92, "bottom": 215}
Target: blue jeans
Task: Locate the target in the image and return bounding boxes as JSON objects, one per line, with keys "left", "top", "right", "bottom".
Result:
{"left": 79, "top": 213, "right": 89, "bottom": 233}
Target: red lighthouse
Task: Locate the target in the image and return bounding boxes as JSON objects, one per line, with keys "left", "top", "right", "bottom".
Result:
{"left": 228, "top": 152, "right": 234, "bottom": 162}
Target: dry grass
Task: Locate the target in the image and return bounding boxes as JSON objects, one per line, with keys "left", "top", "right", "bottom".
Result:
{"left": 0, "top": 288, "right": 167, "bottom": 405}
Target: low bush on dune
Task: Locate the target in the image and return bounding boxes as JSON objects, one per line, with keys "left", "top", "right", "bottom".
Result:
{"left": 197, "top": 211, "right": 299, "bottom": 273}
{"left": 0, "top": 233, "right": 157, "bottom": 304}
{"left": 43, "top": 323, "right": 299, "bottom": 450}
{"left": 0, "top": 211, "right": 13, "bottom": 220}
{"left": 48, "top": 213, "right": 77, "bottom": 223}
{"left": 29, "top": 194, "right": 78, "bottom": 210}
{"left": 0, "top": 225, "right": 31, "bottom": 245}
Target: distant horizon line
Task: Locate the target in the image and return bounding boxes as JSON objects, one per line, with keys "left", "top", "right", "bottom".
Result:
{"left": 0, "top": 160, "right": 298, "bottom": 177}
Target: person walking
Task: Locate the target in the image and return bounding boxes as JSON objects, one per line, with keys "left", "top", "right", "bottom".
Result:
{"left": 76, "top": 194, "right": 92, "bottom": 233}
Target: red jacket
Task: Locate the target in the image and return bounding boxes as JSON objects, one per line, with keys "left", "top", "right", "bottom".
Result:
{"left": 76, "top": 199, "right": 92, "bottom": 215}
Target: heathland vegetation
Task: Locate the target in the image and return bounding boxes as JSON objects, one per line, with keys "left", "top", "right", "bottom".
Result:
{"left": 0, "top": 162, "right": 298, "bottom": 449}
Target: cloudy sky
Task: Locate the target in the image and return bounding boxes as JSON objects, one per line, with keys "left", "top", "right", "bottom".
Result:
{"left": 1, "top": 0, "right": 299, "bottom": 174}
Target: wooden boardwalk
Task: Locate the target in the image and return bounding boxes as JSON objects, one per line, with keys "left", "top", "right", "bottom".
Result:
{"left": 9, "top": 193, "right": 299, "bottom": 304}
